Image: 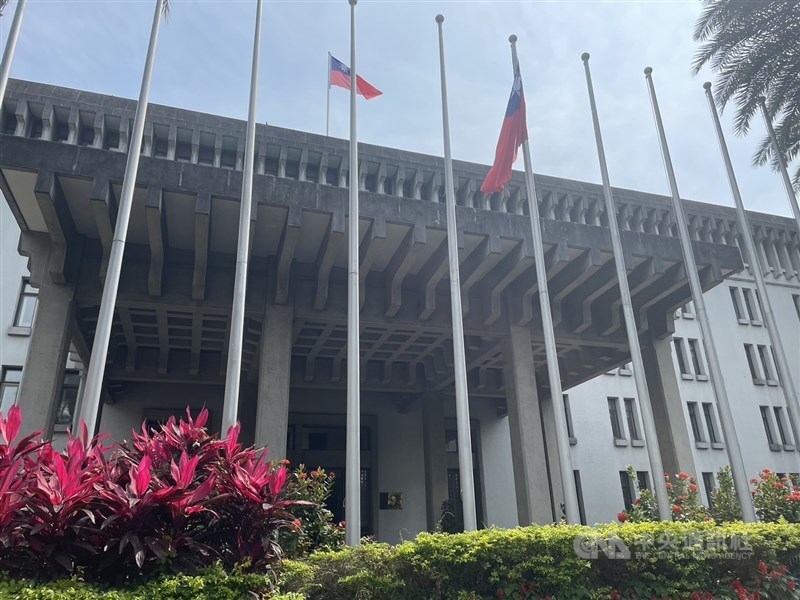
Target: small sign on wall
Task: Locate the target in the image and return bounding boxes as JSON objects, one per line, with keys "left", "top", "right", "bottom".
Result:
{"left": 379, "top": 492, "right": 402, "bottom": 510}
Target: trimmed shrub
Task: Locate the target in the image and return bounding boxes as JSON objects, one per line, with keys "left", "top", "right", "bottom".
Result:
{"left": 277, "top": 522, "right": 800, "bottom": 599}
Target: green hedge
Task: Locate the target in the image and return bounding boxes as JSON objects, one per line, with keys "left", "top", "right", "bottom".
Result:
{"left": 3, "top": 523, "right": 800, "bottom": 599}
{"left": 278, "top": 522, "right": 800, "bottom": 599}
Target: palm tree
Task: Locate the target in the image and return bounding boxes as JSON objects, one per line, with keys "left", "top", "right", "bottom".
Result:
{"left": 692, "top": 0, "right": 800, "bottom": 187}
{"left": 79, "top": 0, "right": 170, "bottom": 436}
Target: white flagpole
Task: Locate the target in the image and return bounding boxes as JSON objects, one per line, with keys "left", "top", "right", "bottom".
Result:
{"left": 221, "top": 0, "right": 263, "bottom": 433}
{"left": 510, "top": 35, "right": 580, "bottom": 524}
{"left": 704, "top": 82, "right": 800, "bottom": 469}
{"left": 581, "top": 53, "right": 671, "bottom": 521}
{"left": 79, "top": 0, "right": 167, "bottom": 436}
{"left": 645, "top": 68, "right": 756, "bottom": 522}
{"left": 435, "top": 14, "right": 477, "bottom": 532}
{"left": 758, "top": 96, "right": 800, "bottom": 230}
{"left": 326, "top": 52, "right": 332, "bottom": 137}
{"left": 345, "top": 0, "right": 362, "bottom": 546}
{"left": 0, "top": 0, "right": 27, "bottom": 106}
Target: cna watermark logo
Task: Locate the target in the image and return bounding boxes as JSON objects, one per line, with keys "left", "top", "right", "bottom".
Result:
{"left": 573, "top": 533, "right": 753, "bottom": 560}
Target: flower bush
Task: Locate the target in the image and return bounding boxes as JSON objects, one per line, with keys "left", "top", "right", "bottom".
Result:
{"left": 0, "top": 405, "right": 324, "bottom": 580}
{"left": 617, "top": 466, "right": 708, "bottom": 523}
{"left": 751, "top": 469, "right": 800, "bottom": 524}
{"left": 710, "top": 466, "right": 743, "bottom": 524}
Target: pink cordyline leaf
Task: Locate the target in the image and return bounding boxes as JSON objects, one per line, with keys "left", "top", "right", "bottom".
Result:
{"left": 224, "top": 423, "right": 241, "bottom": 457}
{"left": 130, "top": 456, "right": 151, "bottom": 497}
{"left": 269, "top": 466, "right": 287, "bottom": 498}
{"left": 0, "top": 405, "right": 22, "bottom": 445}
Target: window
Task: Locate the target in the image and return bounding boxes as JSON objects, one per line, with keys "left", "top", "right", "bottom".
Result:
{"left": 771, "top": 347, "right": 782, "bottom": 384}
{"left": 55, "top": 370, "right": 80, "bottom": 425}
{"left": 760, "top": 406, "right": 778, "bottom": 448}
{"left": 742, "top": 288, "right": 761, "bottom": 324}
{"left": 793, "top": 294, "right": 800, "bottom": 321}
{"left": 674, "top": 337, "right": 690, "bottom": 376}
{"left": 688, "top": 402, "right": 705, "bottom": 444}
{"left": 636, "top": 471, "right": 650, "bottom": 491}
{"left": 624, "top": 398, "right": 641, "bottom": 441}
{"left": 12, "top": 279, "right": 37, "bottom": 329}
{"left": 790, "top": 474, "right": 800, "bottom": 490}
{"left": 563, "top": 394, "right": 576, "bottom": 444}
{"left": 702, "top": 472, "right": 716, "bottom": 508}
{"left": 774, "top": 407, "right": 792, "bottom": 447}
{"left": 688, "top": 339, "right": 706, "bottom": 377}
{"left": 574, "top": 471, "right": 587, "bottom": 525}
{"left": 608, "top": 397, "right": 624, "bottom": 441}
{"left": 757, "top": 345, "right": 777, "bottom": 384}
{"left": 730, "top": 287, "right": 745, "bottom": 321}
{"left": 619, "top": 471, "right": 635, "bottom": 511}
{"left": 702, "top": 403, "right": 720, "bottom": 445}
{"left": 744, "top": 344, "right": 763, "bottom": 383}
{"left": 0, "top": 367, "right": 22, "bottom": 413}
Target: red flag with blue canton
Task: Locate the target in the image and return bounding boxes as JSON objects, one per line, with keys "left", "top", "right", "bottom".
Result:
{"left": 481, "top": 67, "right": 527, "bottom": 194}
{"left": 330, "top": 55, "right": 382, "bottom": 100}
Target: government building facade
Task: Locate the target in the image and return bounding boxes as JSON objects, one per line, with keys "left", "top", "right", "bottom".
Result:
{"left": 1, "top": 79, "right": 799, "bottom": 540}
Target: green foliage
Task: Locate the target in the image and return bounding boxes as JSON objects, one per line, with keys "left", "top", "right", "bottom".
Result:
{"left": 752, "top": 469, "right": 800, "bottom": 524}
{"left": 711, "top": 466, "right": 743, "bottom": 523}
{"left": 278, "top": 522, "right": 800, "bottom": 599}
{"left": 618, "top": 466, "right": 708, "bottom": 523}
{"left": 436, "top": 500, "right": 459, "bottom": 534}
{"left": 0, "top": 564, "right": 275, "bottom": 599}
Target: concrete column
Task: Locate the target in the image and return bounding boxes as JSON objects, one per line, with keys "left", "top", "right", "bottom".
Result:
{"left": 255, "top": 303, "right": 293, "bottom": 457}
{"left": 640, "top": 332, "right": 698, "bottom": 478}
{"left": 422, "top": 393, "right": 449, "bottom": 531}
{"left": 503, "top": 324, "right": 554, "bottom": 525}
{"left": 539, "top": 390, "right": 564, "bottom": 520}
{"left": 16, "top": 272, "right": 76, "bottom": 439}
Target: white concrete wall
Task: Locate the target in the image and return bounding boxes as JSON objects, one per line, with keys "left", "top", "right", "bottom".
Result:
{"left": 0, "top": 198, "right": 32, "bottom": 370}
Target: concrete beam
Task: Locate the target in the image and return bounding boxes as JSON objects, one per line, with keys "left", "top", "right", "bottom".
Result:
{"left": 192, "top": 191, "right": 211, "bottom": 301}
{"left": 512, "top": 241, "right": 570, "bottom": 327}
{"left": 384, "top": 224, "right": 426, "bottom": 317}
{"left": 549, "top": 247, "right": 605, "bottom": 326}
{"left": 89, "top": 177, "right": 117, "bottom": 283}
{"left": 313, "top": 215, "right": 345, "bottom": 311}
{"left": 275, "top": 206, "right": 302, "bottom": 305}
{"left": 599, "top": 256, "right": 666, "bottom": 336}
{"left": 459, "top": 237, "right": 503, "bottom": 315}
{"left": 145, "top": 186, "right": 166, "bottom": 297}
{"left": 417, "top": 239, "right": 449, "bottom": 320}
{"left": 33, "top": 170, "right": 79, "bottom": 284}
{"left": 562, "top": 259, "right": 618, "bottom": 334}
{"left": 481, "top": 241, "right": 534, "bottom": 326}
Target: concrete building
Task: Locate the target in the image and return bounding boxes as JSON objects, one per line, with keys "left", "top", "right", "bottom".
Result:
{"left": 1, "top": 79, "right": 798, "bottom": 539}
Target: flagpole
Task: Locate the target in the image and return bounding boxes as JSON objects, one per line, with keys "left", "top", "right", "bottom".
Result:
{"left": 581, "top": 53, "right": 671, "bottom": 521}
{"left": 79, "top": 0, "right": 166, "bottom": 436}
{"left": 0, "top": 0, "right": 27, "bottom": 106}
{"left": 326, "top": 52, "right": 332, "bottom": 137}
{"left": 758, "top": 96, "right": 800, "bottom": 230}
{"left": 645, "top": 68, "right": 756, "bottom": 522}
{"left": 704, "top": 82, "right": 800, "bottom": 469}
{"left": 510, "top": 35, "right": 579, "bottom": 524}
{"left": 435, "top": 14, "right": 477, "bottom": 532}
{"left": 345, "top": 0, "right": 362, "bottom": 546}
{"left": 221, "top": 0, "right": 263, "bottom": 434}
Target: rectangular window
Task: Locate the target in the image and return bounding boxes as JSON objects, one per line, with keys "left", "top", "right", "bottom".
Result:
{"left": 688, "top": 402, "right": 705, "bottom": 443}
{"left": 793, "top": 294, "right": 800, "bottom": 321}
{"left": 636, "top": 471, "right": 650, "bottom": 491}
{"left": 774, "top": 407, "right": 792, "bottom": 446}
{"left": 55, "top": 370, "right": 80, "bottom": 425}
{"left": 674, "top": 337, "right": 690, "bottom": 376}
{"left": 688, "top": 339, "right": 705, "bottom": 376}
{"left": 743, "top": 288, "right": 761, "bottom": 324}
{"left": 702, "top": 472, "right": 716, "bottom": 508}
{"left": 771, "top": 347, "right": 782, "bottom": 384}
{"left": 0, "top": 367, "right": 22, "bottom": 413}
{"left": 760, "top": 406, "right": 777, "bottom": 447}
{"left": 563, "top": 394, "right": 576, "bottom": 443}
{"left": 13, "top": 279, "right": 38, "bottom": 329}
{"left": 730, "top": 287, "right": 744, "bottom": 321}
{"left": 624, "top": 398, "right": 641, "bottom": 441}
{"left": 744, "top": 344, "right": 762, "bottom": 383}
{"left": 574, "top": 470, "right": 587, "bottom": 525}
{"left": 758, "top": 345, "right": 776, "bottom": 383}
{"left": 702, "top": 403, "right": 720, "bottom": 444}
{"left": 619, "top": 471, "right": 634, "bottom": 511}
{"left": 608, "top": 397, "right": 624, "bottom": 440}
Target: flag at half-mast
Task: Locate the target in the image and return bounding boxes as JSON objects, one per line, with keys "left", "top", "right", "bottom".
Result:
{"left": 329, "top": 54, "right": 382, "bottom": 100}
{"left": 481, "top": 67, "right": 527, "bottom": 194}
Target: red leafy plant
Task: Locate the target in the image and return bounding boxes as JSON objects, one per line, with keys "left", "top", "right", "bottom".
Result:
{"left": 0, "top": 406, "right": 310, "bottom": 581}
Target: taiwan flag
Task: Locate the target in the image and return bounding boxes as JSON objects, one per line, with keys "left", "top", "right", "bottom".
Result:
{"left": 481, "top": 68, "right": 527, "bottom": 194}
{"left": 329, "top": 54, "right": 383, "bottom": 100}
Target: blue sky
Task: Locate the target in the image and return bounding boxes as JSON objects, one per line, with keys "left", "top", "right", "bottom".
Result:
{"left": 3, "top": 0, "right": 796, "bottom": 217}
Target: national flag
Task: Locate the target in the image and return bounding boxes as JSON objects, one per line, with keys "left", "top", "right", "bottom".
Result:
{"left": 329, "top": 54, "right": 382, "bottom": 100}
{"left": 481, "top": 68, "right": 527, "bottom": 194}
